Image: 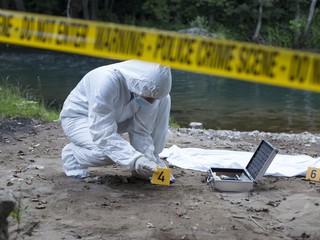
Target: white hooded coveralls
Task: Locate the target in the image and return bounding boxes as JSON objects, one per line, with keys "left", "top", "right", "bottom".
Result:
{"left": 60, "top": 60, "right": 172, "bottom": 178}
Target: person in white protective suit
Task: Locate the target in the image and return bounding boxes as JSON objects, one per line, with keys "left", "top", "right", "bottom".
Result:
{"left": 60, "top": 60, "right": 174, "bottom": 182}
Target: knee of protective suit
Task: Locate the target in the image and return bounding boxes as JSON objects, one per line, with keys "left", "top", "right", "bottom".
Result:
{"left": 72, "top": 145, "right": 114, "bottom": 167}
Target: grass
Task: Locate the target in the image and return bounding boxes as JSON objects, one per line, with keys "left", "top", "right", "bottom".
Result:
{"left": 169, "top": 117, "right": 180, "bottom": 128}
{"left": 0, "top": 79, "right": 60, "bottom": 122}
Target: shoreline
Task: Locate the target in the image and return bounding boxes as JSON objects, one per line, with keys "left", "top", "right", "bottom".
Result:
{"left": 166, "top": 127, "right": 320, "bottom": 157}
{"left": 1, "top": 117, "right": 319, "bottom": 157}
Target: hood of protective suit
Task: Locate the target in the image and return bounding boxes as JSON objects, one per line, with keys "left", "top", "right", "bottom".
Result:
{"left": 115, "top": 60, "right": 172, "bottom": 99}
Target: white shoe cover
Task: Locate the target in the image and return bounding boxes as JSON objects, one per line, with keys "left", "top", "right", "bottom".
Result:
{"left": 61, "top": 143, "right": 89, "bottom": 178}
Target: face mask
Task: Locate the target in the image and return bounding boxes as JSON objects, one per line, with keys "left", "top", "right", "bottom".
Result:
{"left": 133, "top": 93, "right": 152, "bottom": 108}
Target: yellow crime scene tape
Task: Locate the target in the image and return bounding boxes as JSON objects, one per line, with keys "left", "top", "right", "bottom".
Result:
{"left": 1, "top": 9, "right": 320, "bottom": 93}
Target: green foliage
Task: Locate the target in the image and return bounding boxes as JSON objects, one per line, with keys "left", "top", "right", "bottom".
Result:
{"left": 10, "top": 207, "right": 22, "bottom": 223}
{"left": 10, "top": 205, "right": 28, "bottom": 224}
{"left": 289, "top": 18, "right": 304, "bottom": 33}
{"left": 141, "top": 0, "right": 170, "bottom": 27}
{"left": 0, "top": 0, "right": 319, "bottom": 51}
{"left": 264, "top": 25, "right": 294, "bottom": 48}
{"left": 189, "top": 16, "right": 209, "bottom": 30}
{"left": 169, "top": 117, "right": 180, "bottom": 128}
{"left": 210, "top": 24, "right": 234, "bottom": 40}
{"left": 0, "top": 79, "right": 60, "bottom": 122}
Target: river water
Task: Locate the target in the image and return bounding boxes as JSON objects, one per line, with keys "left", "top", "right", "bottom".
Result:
{"left": 1, "top": 45, "right": 320, "bottom": 133}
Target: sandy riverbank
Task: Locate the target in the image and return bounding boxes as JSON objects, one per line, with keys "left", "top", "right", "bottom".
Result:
{"left": 1, "top": 118, "right": 319, "bottom": 240}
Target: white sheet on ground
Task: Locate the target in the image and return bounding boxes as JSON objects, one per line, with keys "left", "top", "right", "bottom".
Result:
{"left": 160, "top": 145, "right": 320, "bottom": 177}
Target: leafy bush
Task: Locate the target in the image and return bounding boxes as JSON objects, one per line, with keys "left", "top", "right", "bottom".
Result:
{"left": 189, "top": 16, "right": 209, "bottom": 30}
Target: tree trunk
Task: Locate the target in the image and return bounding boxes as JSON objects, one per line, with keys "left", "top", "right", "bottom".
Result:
{"left": 81, "top": 0, "right": 90, "bottom": 19}
{"left": 104, "top": 0, "right": 115, "bottom": 19}
{"left": 252, "top": 1, "right": 263, "bottom": 42}
{"left": 303, "top": 0, "right": 317, "bottom": 38}
{"left": 293, "top": 1, "right": 301, "bottom": 48}
{"left": 90, "top": 0, "right": 98, "bottom": 20}
{"left": 71, "top": 0, "right": 80, "bottom": 18}
{"left": 67, "top": 0, "right": 72, "bottom": 18}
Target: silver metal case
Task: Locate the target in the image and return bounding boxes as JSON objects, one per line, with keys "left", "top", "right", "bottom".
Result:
{"left": 207, "top": 140, "right": 278, "bottom": 192}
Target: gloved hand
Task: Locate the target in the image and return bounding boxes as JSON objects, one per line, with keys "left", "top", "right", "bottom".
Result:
{"left": 154, "top": 156, "right": 176, "bottom": 183}
{"left": 134, "top": 156, "right": 159, "bottom": 180}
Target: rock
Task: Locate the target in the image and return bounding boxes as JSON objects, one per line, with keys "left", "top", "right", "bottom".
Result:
{"left": 189, "top": 122, "right": 203, "bottom": 129}
{"left": 0, "top": 190, "right": 16, "bottom": 240}
{"left": 178, "top": 27, "right": 215, "bottom": 38}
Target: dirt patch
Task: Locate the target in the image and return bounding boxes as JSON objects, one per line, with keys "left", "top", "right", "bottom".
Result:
{"left": 1, "top": 118, "right": 320, "bottom": 240}
{"left": 0, "top": 117, "right": 38, "bottom": 143}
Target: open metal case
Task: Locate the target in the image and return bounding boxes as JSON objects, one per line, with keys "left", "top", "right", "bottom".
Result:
{"left": 207, "top": 140, "right": 278, "bottom": 192}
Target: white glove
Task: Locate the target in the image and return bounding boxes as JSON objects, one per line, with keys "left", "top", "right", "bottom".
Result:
{"left": 134, "top": 156, "right": 159, "bottom": 180}
{"left": 155, "top": 157, "right": 175, "bottom": 183}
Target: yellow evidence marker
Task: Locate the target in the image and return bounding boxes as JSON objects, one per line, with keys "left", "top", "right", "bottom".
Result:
{"left": 305, "top": 167, "right": 320, "bottom": 182}
{"left": 151, "top": 167, "right": 172, "bottom": 186}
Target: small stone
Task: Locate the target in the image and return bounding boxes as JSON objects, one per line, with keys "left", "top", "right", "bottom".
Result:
{"left": 36, "top": 205, "right": 46, "bottom": 209}
{"left": 189, "top": 122, "right": 203, "bottom": 129}
{"left": 147, "top": 222, "right": 155, "bottom": 228}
